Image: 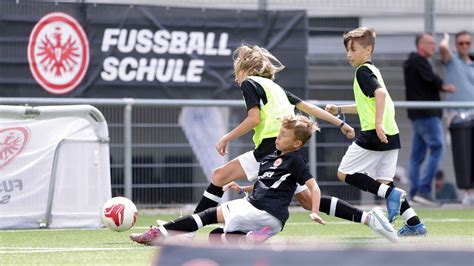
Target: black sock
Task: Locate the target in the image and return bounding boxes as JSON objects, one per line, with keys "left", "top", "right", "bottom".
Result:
{"left": 319, "top": 195, "right": 363, "bottom": 223}
{"left": 387, "top": 182, "right": 421, "bottom": 226}
{"left": 208, "top": 227, "right": 246, "bottom": 244}
{"left": 164, "top": 207, "right": 218, "bottom": 233}
{"left": 345, "top": 173, "right": 393, "bottom": 198}
{"left": 194, "top": 183, "right": 224, "bottom": 213}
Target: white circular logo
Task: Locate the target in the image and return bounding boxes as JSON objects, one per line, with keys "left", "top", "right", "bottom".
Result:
{"left": 273, "top": 158, "right": 283, "bottom": 168}
{"left": 28, "top": 12, "right": 89, "bottom": 94}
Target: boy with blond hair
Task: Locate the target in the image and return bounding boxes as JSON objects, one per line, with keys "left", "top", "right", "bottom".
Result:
{"left": 325, "top": 27, "right": 427, "bottom": 236}
{"left": 130, "top": 115, "right": 326, "bottom": 245}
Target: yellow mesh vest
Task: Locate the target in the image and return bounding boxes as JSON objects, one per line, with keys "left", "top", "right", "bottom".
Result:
{"left": 247, "top": 76, "right": 295, "bottom": 148}
{"left": 353, "top": 64, "right": 399, "bottom": 135}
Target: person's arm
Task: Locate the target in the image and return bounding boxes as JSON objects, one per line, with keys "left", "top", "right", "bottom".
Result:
{"left": 416, "top": 57, "right": 445, "bottom": 89}
{"left": 294, "top": 189, "right": 312, "bottom": 210}
{"left": 325, "top": 104, "right": 358, "bottom": 115}
{"left": 305, "top": 178, "right": 325, "bottom": 225}
{"left": 416, "top": 59, "right": 456, "bottom": 93}
{"left": 216, "top": 106, "right": 259, "bottom": 155}
{"left": 222, "top": 181, "right": 253, "bottom": 194}
{"left": 439, "top": 33, "right": 452, "bottom": 64}
{"left": 374, "top": 87, "right": 388, "bottom": 143}
{"left": 296, "top": 101, "right": 355, "bottom": 139}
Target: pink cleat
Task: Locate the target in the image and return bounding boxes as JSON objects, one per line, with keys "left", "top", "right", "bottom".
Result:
{"left": 129, "top": 226, "right": 162, "bottom": 245}
{"left": 246, "top": 226, "right": 273, "bottom": 244}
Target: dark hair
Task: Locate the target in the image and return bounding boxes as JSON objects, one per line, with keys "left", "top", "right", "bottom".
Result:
{"left": 343, "top": 27, "right": 376, "bottom": 53}
{"left": 455, "top": 30, "right": 471, "bottom": 41}
{"left": 435, "top": 170, "right": 444, "bottom": 180}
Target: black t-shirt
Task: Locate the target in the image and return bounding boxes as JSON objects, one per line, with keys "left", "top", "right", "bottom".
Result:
{"left": 248, "top": 150, "right": 313, "bottom": 226}
{"left": 403, "top": 52, "right": 443, "bottom": 119}
{"left": 356, "top": 63, "right": 381, "bottom": 98}
{"left": 240, "top": 79, "right": 302, "bottom": 111}
{"left": 240, "top": 78, "right": 303, "bottom": 159}
{"left": 354, "top": 63, "right": 401, "bottom": 151}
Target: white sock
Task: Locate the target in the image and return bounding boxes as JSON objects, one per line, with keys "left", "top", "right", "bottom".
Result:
{"left": 377, "top": 184, "right": 390, "bottom": 198}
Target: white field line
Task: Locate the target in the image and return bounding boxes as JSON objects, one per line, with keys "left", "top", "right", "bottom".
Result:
{"left": 285, "top": 218, "right": 474, "bottom": 226}
{"left": 2, "top": 218, "right": 474, "bottom": 255}
{"left": 0, "top": 246, "right": 152, "bottom": 254}
{"left": 1, "top": 218, "right": 473, "bottom": 233}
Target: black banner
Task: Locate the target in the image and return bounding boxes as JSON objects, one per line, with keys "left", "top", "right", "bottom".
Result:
{"left": 0, "top": 1, "right": 307, "bottom": 99}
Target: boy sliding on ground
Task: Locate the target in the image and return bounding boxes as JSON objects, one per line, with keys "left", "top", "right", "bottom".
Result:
{"left": 223, "top": 183, "right": 398, "bottom": 243}
{"left": 325, "top": 27, "right": 426, "bottom": 236}
{"left": 130, "top": 115, "right": 397, "bottom": 245}
{"left": 130, "top": 115, "right": 324, "bottom": 245}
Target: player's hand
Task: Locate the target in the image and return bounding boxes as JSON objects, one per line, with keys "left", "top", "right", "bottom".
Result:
{"left": 341, "top": 123, "right": 355, "bottom": 139}
{"left": 222, "top": 182, "right": 241, "bottom": 193}
{"left": 441, "top": 32, "right": 450, "bottom": 43}
{"left": 375, "top": 123, "right": 388, "bottom": 143}
{"left": 325, "top": 104, "right": 339, "bottom": 116}
{"left": 309, "top": 213, "right": 326, "bottom": 225}
{"left": 442, "top": 84, "right": 456, "bottom": 93}
{"left": 216, "top": 137, "right": 229, "bottom": 156}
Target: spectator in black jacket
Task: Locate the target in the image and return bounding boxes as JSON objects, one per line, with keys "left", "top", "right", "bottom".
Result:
{"left": 403, "top": 32, "right": 455, "bottom": 205}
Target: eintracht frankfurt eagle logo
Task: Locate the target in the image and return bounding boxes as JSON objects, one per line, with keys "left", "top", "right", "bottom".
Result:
{"left": 0, "top": 127, "right": 30, "bottom": 169}
{"left": 28, "top": 13, "right": 89, "bottom": 94}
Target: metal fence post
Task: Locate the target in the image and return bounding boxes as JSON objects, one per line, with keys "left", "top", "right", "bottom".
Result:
{"left": 424, "top": 0, "right": 436, "bottom": 36}
{"left": 123, "top": 100, "right": 133, "bottom": 200}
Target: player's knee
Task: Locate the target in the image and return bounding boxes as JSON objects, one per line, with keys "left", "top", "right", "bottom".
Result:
{"left": 211, "top": 167, "right": 230, "bottom": 186}
{"left": 337, "top": 171, "right": 346, "bottom": 182}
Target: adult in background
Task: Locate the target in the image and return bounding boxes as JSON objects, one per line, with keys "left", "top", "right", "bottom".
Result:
{"left": 439, "top": 31, "right": 474, "bottom": 205}
{"left": 403, "top": 32, "right": 455, "bottom": 205}
{"left": 439, "top": 31, "right": 474, "bottom": 112}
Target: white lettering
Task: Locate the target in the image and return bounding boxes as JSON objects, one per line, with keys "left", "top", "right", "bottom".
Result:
{"left": 103, "top": 28, "right": 231, "bottom": 56}
{"left": 118, "top": 29, "right": 137, "bottom": 53}
{"left": 259, "top": 171, "right": 274, "bottom": 179}
{"left": 172, "top": 59, "right": 186, "bottom": 82}
{"left": 136, "top": 29, "right": 153, "bottom": 54}
{"left": 169, "top": 31, "right": 188, "bottom": 54}
{"left": 156, "top": 58, "right": 173, "bottom": 82}
{"left": 118, "top": 57, "right": 138, "bottom": 81}
{"left": 218, "top": 33, "right": 232, "bottom": 56}
{"left": 186, "top": 32, "right": 205, "bottom": 55}
{"left": 153, "top": 30, "right": 170, "bottom": 54}
{"left": 101, "top": 58, "right": 206, "bottom": 83}
{"left": 101, "top": 28, "right": 120, "bottom": 52}
{"left": 136, "top": 58, "right": 157, "bottom": 81}
{"left": 101, "top": 56, "right": 119, "bottom": 81}
{"left": 204, "top": 32, "right": 217, "bottom": 55}
{"left": 187, "top": 60, "right": 205, "bottom": 82}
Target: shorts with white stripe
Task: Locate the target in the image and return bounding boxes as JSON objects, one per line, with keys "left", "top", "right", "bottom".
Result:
{"left": 221, "top": 198, "right": 282, "bottom": 235}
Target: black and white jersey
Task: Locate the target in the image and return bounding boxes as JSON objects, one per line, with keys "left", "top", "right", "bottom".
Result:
{"left": 247, "top": 150, "right": 313, "bottom": 226}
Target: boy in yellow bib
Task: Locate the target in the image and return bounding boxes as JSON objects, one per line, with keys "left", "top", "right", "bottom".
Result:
{"left": 325, "top": 27, "right": 427, "bottom": 236}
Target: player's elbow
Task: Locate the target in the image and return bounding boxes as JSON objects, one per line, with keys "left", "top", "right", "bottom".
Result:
{"left": 374, "top": 88, "right": 387, "bottom": 98}
{"left": 247, "top": 115, "right": 260, "bottom": 128}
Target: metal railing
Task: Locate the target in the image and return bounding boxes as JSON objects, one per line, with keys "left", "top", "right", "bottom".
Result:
{"left": 2, "top": 97, "right": 472, "bottom": 206}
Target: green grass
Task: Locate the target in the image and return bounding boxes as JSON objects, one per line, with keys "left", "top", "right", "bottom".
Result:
{"left": 1, "top": 208, "right": 473, "bottom": 265}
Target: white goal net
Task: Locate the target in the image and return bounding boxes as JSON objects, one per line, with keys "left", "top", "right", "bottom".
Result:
{"left": 0, "top": 105, "right": 111, "bottom": 229}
